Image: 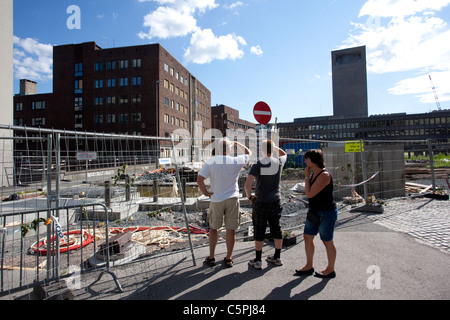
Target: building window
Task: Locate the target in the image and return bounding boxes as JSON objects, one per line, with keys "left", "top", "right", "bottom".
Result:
{"left": 32, "top": 101, "right": 46, "bottom": 110}
{"left": 164, "top": 114, "right": 169, "bottom": 123}
{"left": 32, "top": 117, "right": 46, "bottom": 126}
{"left": 120, "top": 95, "right": 129, "bottom": 104}
{"left": 132, "top": 77, "right": 142, "bottom": 86}
{"left": 95, "top": 62, "right": 104, "bottom": 71}
{"left": 164, "top": 63, "right": 169, "bottom": 72}
{"left": 120, "top": 78, "right": 128, "bottom": 87}
{"left": 107, "top": 114, "right": 116, "bottom": 123}
{"left": 132, "top": 94, "right": 142, "bottom": 104}
{"left": 75, "top": 80, "right": 83, "bottom": 93}
{"left": 164, "top": 97, "right": 169, "bottom": 106}
{"left": 107, "top": 78, "right": 116, "bottom": 87}
{"left": 75, "top": 63, "right": 83, "bottom": 76}
{"left": 75, "top": 97, "right": 83, "bottom": 111}
{"left": 107, "top": 61, "right": 116, "bottom": 70}
{"left": 16, "top": 103, "right": 23, "bottom": 111}
{"left": 120, "top": 60, "right": 128, "bottom": 69}
{"left": 107, "top": 96, "right": 116, "bottom": 105}
{"left": 14, "top": 119, "right": 23, "bottom": 126}
{"left": 133, "top": 59, "right": 142, "bottom": 68}
{"left": 132, "top": 113, "right": 141, "bottom": 122}
{"left": 74, "top": 114, "right": 82, "bottom": 128}
{"left": 95, "top": 80, "right": 103, "bottom": 88}
{"left": 119, "top": 114, "right": 129, "bottom": 123}
{"left": 95, "top": 97, "right": 104, "bottom": 106}
{"left": 94, "top": 115, "right": 103, "bottom": 124}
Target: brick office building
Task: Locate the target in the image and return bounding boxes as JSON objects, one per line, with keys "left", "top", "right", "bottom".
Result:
{"left": 211, "top": 104, "right": 255, "bottom": 137}
{"left": 14, "top": 42, "right": 211, "bottom": 154}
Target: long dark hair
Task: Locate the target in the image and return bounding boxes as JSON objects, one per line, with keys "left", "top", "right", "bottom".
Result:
{"left": 304, "top": 149, "right": 325, "bottom": 169}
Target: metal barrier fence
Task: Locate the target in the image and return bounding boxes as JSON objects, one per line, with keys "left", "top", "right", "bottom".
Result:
{"left": 0, "top": 203, "right": 118, "bottom": 295}
{"left": 0, "top": 124, "right": 448, "bottom": 299}
{"left": 0, "top": 125, "right": 201, "bottom": 299}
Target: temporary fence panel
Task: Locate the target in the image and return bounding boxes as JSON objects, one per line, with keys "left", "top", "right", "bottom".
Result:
{"left": 0, "top": 126, "right": 203, "bottom": 299}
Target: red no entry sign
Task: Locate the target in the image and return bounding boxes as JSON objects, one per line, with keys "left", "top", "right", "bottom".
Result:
{"left": 253, "top": 101, "right": 272, "bottom": 125}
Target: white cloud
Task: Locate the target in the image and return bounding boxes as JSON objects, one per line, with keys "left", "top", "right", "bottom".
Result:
{"left": 224, "top": 1, "right": 245, "bottom": 10}
{"left": 250, "top": 45, "right": 263, "bottom": 56}
{"left": 138, "top": 0, "right": 218, "bottom": 14}
{"left": 359, "top": 0, "right": 450, "bottom": 18}
{"left": 138, "top": 0, "right": 218, "bottom": 40}
{"left": 389, "top": 71, "right": 450, "bottom": 104}
{"left": 342, "top": 1, "right": 450, "bottom": 104}
{"left": 343, "top": 15, "right": 450, "bottom": 74}
{"left": 139, "top": 7, "right": 198, "bottom": 39}
{"left": 13, "top": 36, "right": 53, "bottom": 82}
{"left": 183, "top": 29, "right": 245, "bottom": 64}
{"left": 138, "top": 0, "right": 248, "bottom": 64}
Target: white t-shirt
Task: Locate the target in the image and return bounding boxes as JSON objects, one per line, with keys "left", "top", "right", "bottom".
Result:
{"left": 198, "top": 154, "right": 250, "bottom": 202}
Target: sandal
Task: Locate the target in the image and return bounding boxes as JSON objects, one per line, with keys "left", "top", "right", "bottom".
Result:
{"left": 223, "top": 257, "right": 233, "bottom": 268}
{"left": 204, "top": 257, "right": 216, "bottom": 267}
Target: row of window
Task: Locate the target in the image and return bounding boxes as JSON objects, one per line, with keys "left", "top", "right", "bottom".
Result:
{"left": 164, "top": 114, "right": 189, "bottom": 129}
{"left": 163, "top": 79, "right": 189, "bottom": 101}
{"left": 285, "top": 127, "right": 450, "bottom": 140}
{"left": 93, "top": 113, "right": 142, "bottom": 124}
{"left": 15, "top": 101, "right": 46, "bottom": 112}
{"left": 94, "top": 77, "right": 142, "bottom": 88}
{"left": 92, "top": 95, "right": 142, "bottom": 106}
{"left": 281, "top": 117, "right": 450, "bottom": 133}
{"left": 75, "top": 59, "right": 142, "bottom": 75}
{"left": 14, "top": 118, "right": 46, "bottom": 127}
{"left": 164, "top": 62, "right": 188, "bottom": 87}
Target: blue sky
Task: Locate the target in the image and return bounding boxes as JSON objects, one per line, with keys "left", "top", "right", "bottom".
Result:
{"left": 13, "top": 0, "right": 450, "bottom": 124}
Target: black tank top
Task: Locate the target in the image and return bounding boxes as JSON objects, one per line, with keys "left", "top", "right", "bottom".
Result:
{"left": 309, "top": 169, "right": 336, "bottom": 211}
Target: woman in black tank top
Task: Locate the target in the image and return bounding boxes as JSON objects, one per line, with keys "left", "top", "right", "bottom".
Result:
{"left": 296, "top": 149, "right": 338, "bottom": 279}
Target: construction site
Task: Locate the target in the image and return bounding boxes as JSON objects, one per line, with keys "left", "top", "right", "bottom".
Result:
{"left": 0, "top": 124, "right": 449, "bottom": 300}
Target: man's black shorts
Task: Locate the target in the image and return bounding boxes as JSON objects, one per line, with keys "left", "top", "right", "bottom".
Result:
{"left": 252, "top": 201, "right": 283, "bottom": 242}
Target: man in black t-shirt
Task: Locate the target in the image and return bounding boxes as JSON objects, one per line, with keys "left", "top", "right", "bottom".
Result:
{"left": 244, "top": 140, "right": 287, "bottom": 270}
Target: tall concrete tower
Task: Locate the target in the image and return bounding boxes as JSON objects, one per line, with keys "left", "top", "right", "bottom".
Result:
{"left": 332, "top": 46, "right": 368, "bottom": 118}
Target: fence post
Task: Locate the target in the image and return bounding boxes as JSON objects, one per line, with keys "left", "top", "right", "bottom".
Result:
{"left": 427, "top": 139, "right": 436, "bottom": 193}
{"left": 105, "top": 181, "right": 111, "bottom": 207}
{"left": 125, "top": 176, "right": 131, "bottom": 201}
{"left": 360, "top": 140, "right": 368, "bottom": 201}
{"left": 182, "top": 178, "right": 187, "bottom": 201}
{"left": 153, "top": 178, "right": 158, "bottom": 202}
{"left": 171, "top": 136, "right": 196, "bottom": 266}
{"left": 46, "top": 134, "right": 52, "bottom": 281}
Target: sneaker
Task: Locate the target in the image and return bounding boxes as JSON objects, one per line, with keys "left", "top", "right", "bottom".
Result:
{"left": 248, "top": 259, "right": 262, "bottom": 270}
{"left": 266, "top": 255, "right": 283, "bottom": 266}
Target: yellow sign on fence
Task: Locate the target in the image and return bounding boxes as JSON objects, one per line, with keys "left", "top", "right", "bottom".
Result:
{"left": 345, "top": 140, "right": 364, "bottom": 153}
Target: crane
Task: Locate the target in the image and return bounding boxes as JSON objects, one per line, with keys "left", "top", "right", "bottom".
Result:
{"left": 429, "top": 75, "right": 442, "bottom": 111}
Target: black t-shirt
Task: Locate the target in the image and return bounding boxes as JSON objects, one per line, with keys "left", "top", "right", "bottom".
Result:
{"left": 249, "top": 156, "right": 286, "bottom": 203}
{"left": 309, "top": 169, "right": 336, "bottom": 211}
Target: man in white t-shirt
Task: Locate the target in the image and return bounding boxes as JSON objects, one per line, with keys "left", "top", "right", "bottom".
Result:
{"left": 197, "top": 138, "right": 251, "bottom": 268}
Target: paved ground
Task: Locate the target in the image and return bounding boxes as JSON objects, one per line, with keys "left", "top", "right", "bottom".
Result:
{"left": 3, "top": 195, "right": 449, "bottom": 306}
{"left": 67, "top": 196, "right": 450, "bottom": 302}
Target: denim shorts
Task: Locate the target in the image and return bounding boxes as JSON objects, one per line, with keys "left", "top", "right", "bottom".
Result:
{"left": 304, "top": 206, "right": 338, "bottom": 241}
